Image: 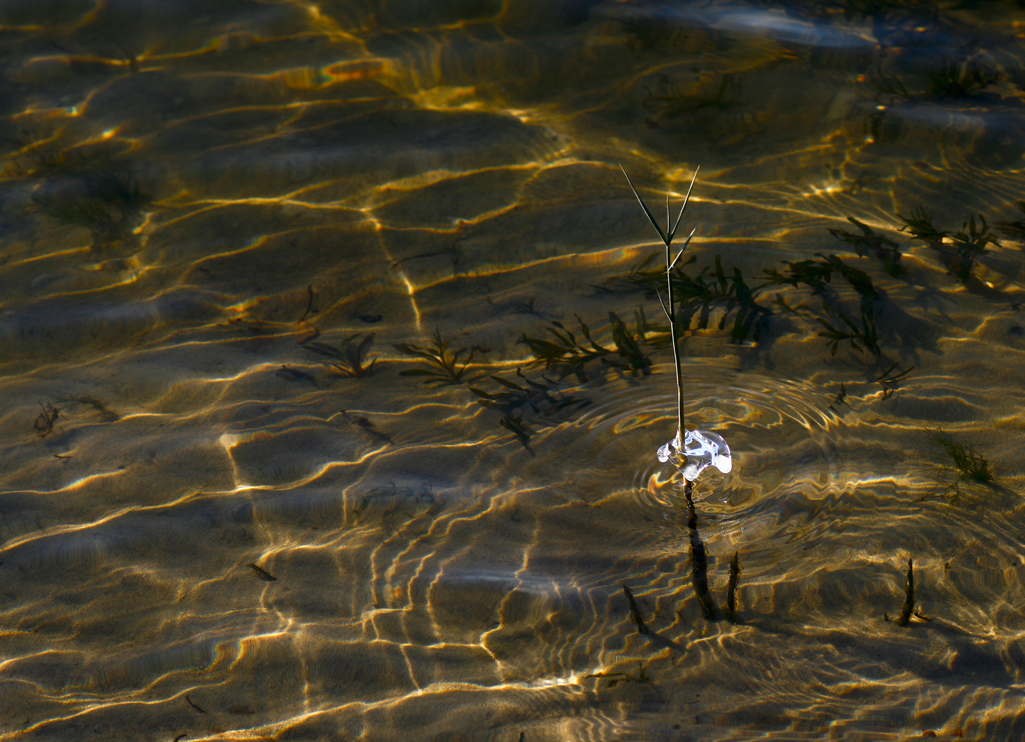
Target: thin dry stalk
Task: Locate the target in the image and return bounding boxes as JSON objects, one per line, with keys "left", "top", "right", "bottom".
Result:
{"left": 620, "top": 165, "right": 699, "bottom": 445}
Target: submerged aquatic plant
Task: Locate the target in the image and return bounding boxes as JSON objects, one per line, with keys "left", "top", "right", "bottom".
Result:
{"left": 828, "top": 217, "right": 903, "bottom": 277}
{"left": 930, "top": 430, "right": 994, "bottom": 498}
{"left": 394, "top": 329, "right": 489, "bottom": 387}
{"left": 519, "top": 312, "right": 652, "bottom": 382}
{"left": 949, "top": 214, "right": 999, "bottom": 283}
{"left": 997, "top": 201, "right": 1025, "bottom": 242}
{"left": 621, "top": 166, "right": 731, "bottom": 480}
{"left": 817, "top": 307, "right": 880, "bottom": 356}
{"left": 876, "top": 362, "right": 914, "bottom": 399}
{"left": 926, "top": 60, "right": 998, "bottom": 100}
{"left": 597, "top": 253, "right": 770, "bottom": 344}
{"left": 897, "top": 207, "right": 949, "bottom": 246}
{"left": 304, "top": 333, "right": 376, "bottom": 378}
{"left": 898, "top": 209, "right": 998, "bottom": 284}
{"left": 31, "top": 167, "right": 147, "bottom": 245}
{"left": 470, "top": 369, "right": 590, "bottom": 449}
{"left": 763, "top": 253, "right": 881, "bottom": 355}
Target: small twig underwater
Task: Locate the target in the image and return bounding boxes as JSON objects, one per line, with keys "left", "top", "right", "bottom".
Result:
{"left": 622, "top": 584, "right": 650, "bottom": 635}
{"left": 895, "top": 558, "right": 915, "bottom": 626}
{"left": 684, "top": 478, "right": 718, "bottom": 621}
{"left": 725, "top": 551, "right": 740, "bottom": 622}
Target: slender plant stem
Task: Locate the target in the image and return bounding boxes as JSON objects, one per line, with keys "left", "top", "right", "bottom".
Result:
{"left": 666, "top": 231, "right": 683, "bottom": 443}
{"left": 621, "top": 165, "right": 699, "bottom": 448}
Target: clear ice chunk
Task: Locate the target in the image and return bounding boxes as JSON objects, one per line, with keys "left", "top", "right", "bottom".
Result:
{"left": 657, "top": 429, "right": 732, "bottom": 481}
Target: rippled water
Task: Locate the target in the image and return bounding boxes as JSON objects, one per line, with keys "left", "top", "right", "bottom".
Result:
{"left": 2, "top": 1, "right": 1025, "bottom": 740}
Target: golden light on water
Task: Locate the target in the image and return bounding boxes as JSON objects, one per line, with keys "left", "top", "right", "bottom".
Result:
{"left": 0, "top": 1, "right": 1024, "bottom": 740}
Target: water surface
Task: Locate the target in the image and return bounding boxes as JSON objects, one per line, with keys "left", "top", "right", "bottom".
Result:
{"left": 2, "top": 1, "right": 1025, "bottom": 740}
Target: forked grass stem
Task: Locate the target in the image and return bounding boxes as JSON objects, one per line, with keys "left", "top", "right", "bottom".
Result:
{"left": 620, "top": 165, "right": 699, "bottom": 446}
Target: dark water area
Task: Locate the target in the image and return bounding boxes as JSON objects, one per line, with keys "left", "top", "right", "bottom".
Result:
{"left": 2, "top": 1, "right": 1025, "bottom": 740}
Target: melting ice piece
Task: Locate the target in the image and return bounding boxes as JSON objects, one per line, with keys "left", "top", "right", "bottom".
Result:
{"left": 657, "top": 429, "right": 732, "bottom": 481}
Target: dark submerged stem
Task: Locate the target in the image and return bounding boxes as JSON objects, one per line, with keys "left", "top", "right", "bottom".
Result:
{"left": 895, "top": 558, "right": 915, "bottom": 626}
{"left": 725, "top": 551, "right": 740, "bottom": 622}
{"left": 684, "top": 478, "right": 718, "bottom": 621}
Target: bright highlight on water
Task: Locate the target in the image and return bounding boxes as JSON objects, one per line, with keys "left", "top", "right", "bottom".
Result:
{"left": 658, "top": 428, "right": 733, "bottom": 481}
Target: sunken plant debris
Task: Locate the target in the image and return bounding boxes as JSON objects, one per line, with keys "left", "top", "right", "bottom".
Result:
{"left": 304, "top": 333, "right": 376, "bottom": 378}
{"left": 248, "top": 563, "right": 277, "bottom": 582}
{"left": 895, "top": 558, "right": 915, "bottom": 626}
{"left": 683, "top": 479, "right": 718, "bottom": 621}
{"left": 54, "top": 395, "right": 119, "bottom": 422}
{"left": 876, "top": 362, "right": 914, "bottom": 399}
{"left": 829, "top": 383, "right": 849, "bottom": 413}
{"left": 296, "top": 283, "right": 319, "bottom": 341}
{"left": 616, "top": 585, "right": 685, "bottom": 652}
{"left": 33, "top": 402, "right": 59, "bottom": 437}
{"left": 349, "top": 483, "right": 437, "bottom": 524}
{"left": 276, "top": 365, "right": 318, "bottom": 386}
{"left": 394, "top": 329, "right": 489, "bottom": 386}
{"left": 725, "top": 551, "right": 741, "bottom": 623}
{"left": 583, "top": 664, "right": 651, "bottom": 688}
{"left": 622, "top": 584, "right": 650, "bottom": 635}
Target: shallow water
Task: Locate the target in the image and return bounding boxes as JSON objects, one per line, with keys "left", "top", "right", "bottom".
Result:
{"left": 2, "top": 1, "right": 1025, "bottom": 740}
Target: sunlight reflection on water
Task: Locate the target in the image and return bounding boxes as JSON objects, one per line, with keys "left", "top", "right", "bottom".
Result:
{"left": 1, "top": 0, "right": 1025, "bottom": 740}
